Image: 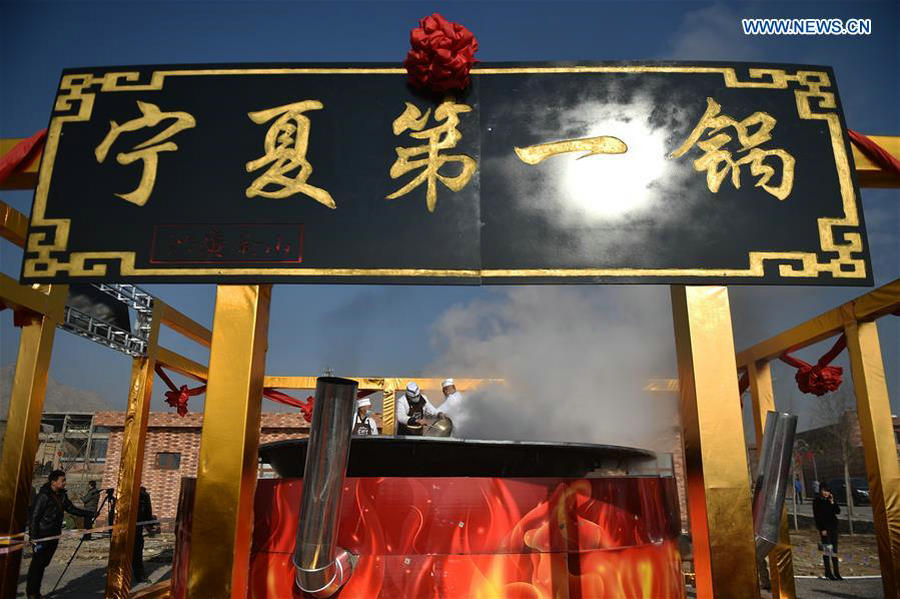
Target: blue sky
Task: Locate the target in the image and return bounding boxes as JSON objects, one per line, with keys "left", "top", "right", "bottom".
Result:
{"left": 1, "top": 1, "right": 898, "bottom": 442}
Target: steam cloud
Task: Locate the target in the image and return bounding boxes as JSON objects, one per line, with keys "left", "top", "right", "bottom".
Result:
{"left": 427, "top": 286, "right": 682, "bottom": 452}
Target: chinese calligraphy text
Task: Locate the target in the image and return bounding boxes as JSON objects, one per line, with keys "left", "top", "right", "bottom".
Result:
{"left": 671, "top": 97, "right": 795, "bottom": 200}
{"left": 94, "top": 101, "right": 196, "bottom": 206}
{"left": 245, "top": 100, "right": 336, "bottom": 209}
{"left": 387, "top": 99, "right": 477, "bottom": 213}
{"left": 515, "top": 135, "right": 627, "bottom": 164}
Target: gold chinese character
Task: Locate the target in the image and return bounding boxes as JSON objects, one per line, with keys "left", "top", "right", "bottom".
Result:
{"left": 671, "top": 97, "right": 795, "bottom": 200}
{"left": 515, "top": 135, "right": 627, "bottom": 164}
{"left": 387, "top": 100, "right": 476, "bottom": 213}
{"left": 94, "top": 101, "right": 196, "bottom": 206}
{"left": 245, "top": 100, "right": 335, "bottom": 209}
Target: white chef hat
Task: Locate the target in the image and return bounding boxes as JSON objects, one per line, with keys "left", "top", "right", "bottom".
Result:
{"left": 357, "top": 397, "right": 371, "bottom": 408}
{"left": 441, "top": 378, "right": 455, "bottom": 389}
{"left": 406, "top": 381, "right": 420, "bottom": 397}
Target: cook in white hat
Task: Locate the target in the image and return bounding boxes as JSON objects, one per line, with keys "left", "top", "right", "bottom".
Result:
{"left": 395, "top": 381, "right": 437, "bottom": 435}
{"left": 352, "top": 396, "right": 379, "bottom": 436}
{"left": 440, "top": 378, "right": 466, "bottom": 430}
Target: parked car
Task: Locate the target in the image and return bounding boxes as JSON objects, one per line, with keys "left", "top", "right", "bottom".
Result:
{"left": 826, "top": 477, "right": 870, "bottom": 505}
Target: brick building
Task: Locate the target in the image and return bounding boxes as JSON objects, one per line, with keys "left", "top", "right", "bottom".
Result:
{"left": 95, "top": 412, "right": 312, "bottom": 520}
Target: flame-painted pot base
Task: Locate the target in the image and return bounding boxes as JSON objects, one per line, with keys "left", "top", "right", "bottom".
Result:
{"left": 235, "top": 476, "right": 685, "bottom": 598}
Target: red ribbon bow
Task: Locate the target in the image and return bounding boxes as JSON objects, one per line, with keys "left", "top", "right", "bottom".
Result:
{"left": 403, "top": 13, "right": 478, "bottom": 93}
{"left": 165, "top": 384, "right": 206, "bottom": 417}
{"left": 779, "top": 334, "right": 847, "bottom": 396}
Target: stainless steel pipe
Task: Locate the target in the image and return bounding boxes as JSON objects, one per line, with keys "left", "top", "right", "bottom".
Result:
{"left": 752, "top": 411, "right": 798, "bottom": 560}
{"left": 294, "top": 376, "right": 358, "bottom": 597}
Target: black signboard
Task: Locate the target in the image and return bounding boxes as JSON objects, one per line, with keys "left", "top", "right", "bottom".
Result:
{"left": 21, "top": 63, "right": 871, "bottom": 285}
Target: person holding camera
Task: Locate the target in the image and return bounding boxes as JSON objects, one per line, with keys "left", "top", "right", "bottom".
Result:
{"left": 26, "top": 470, "right": 94, "bottom": 599}
{"left": 81, "top": 480, "right": 100, "bottom": 540}
{"left": 813, "top": 482, "right": 843, "bottom": 581}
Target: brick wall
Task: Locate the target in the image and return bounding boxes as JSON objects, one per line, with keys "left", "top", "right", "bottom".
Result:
{"left": 96, "top": 412, "right": 309, "bottom": 520}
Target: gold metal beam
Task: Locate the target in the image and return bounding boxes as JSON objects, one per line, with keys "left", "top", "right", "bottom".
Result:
{"left": 842, "top": 312, "right": 900, "bottom": 597}
{"left": 852, "top": 134, "right": 900, "bottom": 188}
{"left": 261, "top": 375, "right": 501, "bottom": 391}
{"left": 187, "top": 285, "right": 271, "bottom": 598}
{"left": 156, "top": 347, "right": 208, "bottom": 383}
{"left": 105, "top": 303, "right": 162, "bottom": 599}
{"left": 0, "top": 312, "right": 58, "bottom": 599}
{"left": 0, "top": 138, "right": 41, "bottom": 191}
{"left": 0, "top": 275, "right": 67, "bottom": 322}
{"left": 671, "top": 286, "right": 759, "bottom": 599}
{"left": 262, "top": 376, "right": 384, "bottom": 390}
{"left": 736, "top": 278, "right": 900, "bottom": 367}
{"left": 158, "top": 302, "right": 212, "bottom": 348}
{"left": 0, "top": 200, "right": 28, "bottom": 248}
{"left": 381, "top": 380, "right": 397, "bottom": 436}
{"left": 747, "top": 361, "right": 796, "bottom": 599}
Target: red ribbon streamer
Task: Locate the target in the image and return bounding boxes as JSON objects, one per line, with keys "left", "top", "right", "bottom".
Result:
{"left": 847, "top": 129, "right": 900, "bottom": 177}
{"left": 262, "top": 388, "right": 377, "bottom": 423}
{"left": 0, "top": 129, "right": 47, "bottom": 184}
{"left": 154, "top": 365, "right": 206, "bottom": 416}
{"left": 263, "top": 389, "right": 313, "bottom": 422}
{"left": 779, "top": 333, "right": 847, "bottom": 396}
{"left": 154, "top": 364, "right": 316, "bottom": 420}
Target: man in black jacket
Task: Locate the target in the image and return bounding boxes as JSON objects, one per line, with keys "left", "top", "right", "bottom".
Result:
{"left": 813, "top": 482, "right": 843, "bottom": 581}
{"left": 132, "top": 486, "right": 154, "bottom": 584}
{"left": 80, "top": 480, "right": 100, "bottom": 540}
{"left": 26, "top": 470, "right": 94, "bottom": 599}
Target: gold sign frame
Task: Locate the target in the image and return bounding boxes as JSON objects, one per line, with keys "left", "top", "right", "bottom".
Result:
{"left": 24, "top": 66, "right": 865, "bottom": 281}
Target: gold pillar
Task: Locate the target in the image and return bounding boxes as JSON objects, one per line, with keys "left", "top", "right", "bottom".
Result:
{"left": 381, "top": 378, "right": 398, "bottom": 435}
{"left": 671, "top": 286, "right": 759, "bottom": 599}
{"left": 843, "top": 314, "right": 900, "bottom": 598}
{"left": 747, "top": 361, "right": 796, "bottom": 599}
{"left": 187, "top": 285, "right": 271, "bottom": 598}
{"left": 105, "top": 302, "right": 162, "bottom": 599}
{"left": 0, "top": 312, "right": 57, "bottom": 599}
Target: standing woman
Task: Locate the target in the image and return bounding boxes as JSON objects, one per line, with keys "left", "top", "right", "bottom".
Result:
{"left": 813, "top": 482, "right": 842, "bottom": 580}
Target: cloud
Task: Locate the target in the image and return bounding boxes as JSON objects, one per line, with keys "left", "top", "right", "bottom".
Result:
{"left": 662, "top": 4, "right": 761, "bottom": 61}
{"left": 426, "top": 286, "right": 681, "bottom": 451}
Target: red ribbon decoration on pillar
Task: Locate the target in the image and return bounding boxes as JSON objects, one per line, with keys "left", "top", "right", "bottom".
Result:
{"left": 779, "top": 333, "right": 847, "bottom": 396}
{"left": 262, "top": 389, "right": 313, "bottom": 422}
{"left": 847, "top": 129, "right": 900, "bottom": 176}
{"left": 154, "top": 365, "right": 206, "bottom": 416}
{"left": 0, "top": 129, "right": 47, "bottom": 184}
{"left": 154, "top": 364, "right": 315, "bottom": 420}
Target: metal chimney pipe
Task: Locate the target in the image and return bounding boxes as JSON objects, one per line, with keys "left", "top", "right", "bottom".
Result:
{"left": 752, "top": 411, "right": 798, "bottom": 560}
{"left": 294, "top": 377, "right": 358, "bottom": 597}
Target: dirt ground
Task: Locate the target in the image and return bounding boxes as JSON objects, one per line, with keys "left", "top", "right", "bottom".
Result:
{"left": 787, "top": 528, "right": 882, "bottom": 577}
{"left": 17, "top": 526, "right": 886, "bottom": 597}
{"left": 31, "top": 530, "right": 175, "bottom": 565}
